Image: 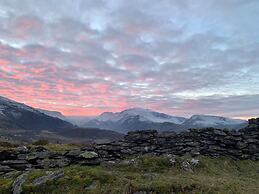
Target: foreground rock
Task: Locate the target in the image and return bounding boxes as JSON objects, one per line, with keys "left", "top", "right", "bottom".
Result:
{"left": 12, "top": 172, "right": 29, "bottom": 194}
{"left": 32, "top": 170, "right": 64, "bottom": 186}
{"left": 0, "top": 165, "right": 14, "bottom": 175}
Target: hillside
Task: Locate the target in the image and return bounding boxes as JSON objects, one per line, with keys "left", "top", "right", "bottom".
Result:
{"left": 0, "top": 96, "right": 73, "bottom": 131}
{"left": 0, "top": 96, "right": 123, "bottom": 143}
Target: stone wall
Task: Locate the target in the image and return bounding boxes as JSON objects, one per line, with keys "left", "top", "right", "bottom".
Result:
{"left": 96, "top": 121, "right": 259, "bottom": 161}
{"left": 0, "top": 118, "right": 258, "bottom": 173}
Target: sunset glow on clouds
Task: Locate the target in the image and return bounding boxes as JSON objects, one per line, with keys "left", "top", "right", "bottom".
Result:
{"left": 0, "top": 0, "right": 259, "bottom": 118}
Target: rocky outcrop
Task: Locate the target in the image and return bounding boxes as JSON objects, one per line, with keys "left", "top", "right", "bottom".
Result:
{"left": 0, "top": 118, "right": 258, "bottom": 174}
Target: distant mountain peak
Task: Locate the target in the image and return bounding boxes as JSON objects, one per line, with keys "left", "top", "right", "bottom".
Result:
{"left": 185, "top": 114, "right": 247, "bottom": 127}
{"left": 96, "top": 108, "right": 187, "bottom": 124}
{"left": 83, "top": 108, "right": 248, "bottom": 133}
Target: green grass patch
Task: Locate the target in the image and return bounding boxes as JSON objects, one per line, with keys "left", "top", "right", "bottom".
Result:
{"left": 1, "top": 155, "right": 259, "bottom": 194}
{"left": 43, "top": 143, "right": 83, "bottom": 152}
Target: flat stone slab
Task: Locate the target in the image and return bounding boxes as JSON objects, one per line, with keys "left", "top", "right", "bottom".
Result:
{"left": 32, "top": 170, "right": 64, "bottom": 186}
{"left": 12, "top": 172, "right": 29, "bottom": 194}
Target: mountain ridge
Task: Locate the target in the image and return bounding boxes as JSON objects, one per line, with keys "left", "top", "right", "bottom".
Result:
{"left": 82, "top": 108, "right": 248, "bottom": 133}
{"left": 0, "top": 96, "right": 73, "bottom": 131}
{"left": 1, "top": 95, "right": 247, "bottom": 134}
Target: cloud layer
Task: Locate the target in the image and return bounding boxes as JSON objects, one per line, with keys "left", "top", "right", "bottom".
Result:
{"left": 0, "top": 0, "right": 259, "bottom": 118}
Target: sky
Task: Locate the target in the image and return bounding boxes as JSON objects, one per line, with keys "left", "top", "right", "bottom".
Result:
{"left": 0, "top": 0, "right": 259, "bottom": 118}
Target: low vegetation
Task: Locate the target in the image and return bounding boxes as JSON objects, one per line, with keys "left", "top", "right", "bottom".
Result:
{"left": 1, "top": 154, "right": 259, "bottom": 194}
{"left": 32, "top": 139, "right": 49, "bottom": 146}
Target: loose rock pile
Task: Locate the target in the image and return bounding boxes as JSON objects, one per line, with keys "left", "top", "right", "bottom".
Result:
{"left": 0, "top": 118, "right": 258, "bottom": 175}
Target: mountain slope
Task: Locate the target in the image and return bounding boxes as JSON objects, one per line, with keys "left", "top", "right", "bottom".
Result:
{"left": 83, "top": 108, "right": 248, "bottom": 133}
{"left": 0, "top": 96, "right": 123, "bottom": 143}
{"left": 37, "top": 109, "right": 67, "bottom": 121}
{"left": 37, "top": 109, "right": 93, "bottom": 126}
{"left": 83, "top": 108, "right": 186, "bottom": 133}
{"left": 0, "top": 96, "right": 73, "bottom": 131}
{"left": 97, "top": 108, "right": 186, "bottom": 124}
{"left": 182, "top": 115, "right": 248, "bottom": 130}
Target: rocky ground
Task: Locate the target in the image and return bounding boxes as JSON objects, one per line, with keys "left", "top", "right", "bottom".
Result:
{"left": 0, "top": 117, "right": 258, "bottom": 193}
{"left": 0, "top": 154, "right": 259, "bottom": 194}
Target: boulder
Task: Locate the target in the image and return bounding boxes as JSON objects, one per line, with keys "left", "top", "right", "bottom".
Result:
{"left": 80, "top": 151, "right": 98, "bottom": 159}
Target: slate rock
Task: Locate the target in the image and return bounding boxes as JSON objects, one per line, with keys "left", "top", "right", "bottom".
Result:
{"left": 236, "top": 141, "right": 248, "bottom": 149}
{"left": 65, "top": 149, "right": 81, "bottom": 158}
{"left": 36, "top": 158, "right": 70, "bottom": 168}
{"left": 32, "top": 170, "right": 64, "bottom": 186}
{"left": 0, "top": 160, "right": 32, "bottom": 171}
{"left": 16, "top": 146, "right": 29, "bottom": 154}
{"left": 0, "top": 160, "right": 28, "bottom": 165}
{"left": 12, "top": 172, "right": 29, "bottom": 194}
{"left": 26, "top": 151, "right": 51, "bottom": 161}
{"left": 247, "top": 144, "right": 258, "bottom": 154}
{"left": 190, "top": 158, "right": 199, "bottom": 166}
{"left": 0, "top": 150, "right": 17, "bottom": 161}
{"left": 80, "top": 151, "right": 98, "bottom": 159}
{"left": 77, "top": 159, "right": 101, "bottom": 166}
{"left": 180, "top": 161, "right": 193, "bottom": 173}
{"left": 0, "top": 165, "right": 14, "bottom": 174}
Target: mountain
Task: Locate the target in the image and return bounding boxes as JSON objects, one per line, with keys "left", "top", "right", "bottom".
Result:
{"left": 0, "top": 95, "right": 248, "bottom": 141}
{"left": 83, "top": 108, "right": 187, "bottom": 133}
{"left": 83, "top": 108, "right": 248, "bottom": 133}
{"left": 0, "top": 96, "right": 73, "bottom": 131}
{"left": 0, "top": 96, "right": 123, "bottom": 143}
{"left": 182, "top": 115, "right": 248, "bottom": 130}
{"left": 96, "top": 108, "right": 186, "bottom": 124}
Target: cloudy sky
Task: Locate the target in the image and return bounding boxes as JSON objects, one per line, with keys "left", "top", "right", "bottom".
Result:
{"left": 0, "top": 0, "right": 259, "bottom": 118}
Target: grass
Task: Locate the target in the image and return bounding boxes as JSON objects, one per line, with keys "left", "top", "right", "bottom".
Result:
{"left": 0, "top": 155, "right": 259, "bottom": 194}
{"left": 43, "top": 143, "right": 83, "bottom": 152}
